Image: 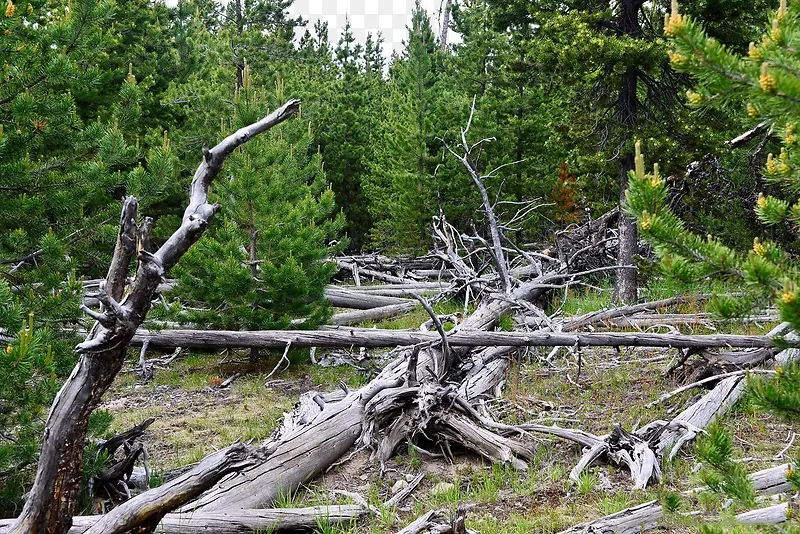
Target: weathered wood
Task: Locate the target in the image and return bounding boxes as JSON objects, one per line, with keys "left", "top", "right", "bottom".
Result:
{"left": 182, "top": 273, "right": 536, "bottom": 511}
{"left": 0, "top": 506, "right": 368, "bottom": 534}
{"left": 447, "top": 96, "right": 513, "bottom": 295}
{"left": 83, "top": 444, "right": 261, "bottom": 534}
{"left": 6, "top": 101, "right": 301, "bottom": 534}
{"left": 558, "top": 463, "right": 792, "bottom": 533}
{"left": 180, "top": 380, "right": 401, "bottom": 512}
{"left": 336, "top": 282, "right": 446, "bottom": 297}
{"left": 127, "top": 327, "right": 774, "bottom": 351}
{"left": 330, "top": 302, "right": 422, "bottom": 326}
{"left": 558, "top": 294, "right": 715, "bottom": 332}
{"left": 736, "top": 498, "right": 795, "bottom": 525}
{"left": 337, "top": 260, "right": 412, "bottom": 284}
{"left": 325, "top": 286, "right": 412, "bottom": 309}
{"left": 654, "top": 325, "right": 797, "bottom": 459}
{"left": 175, "top": 223, "right": 644, "bottom": 514}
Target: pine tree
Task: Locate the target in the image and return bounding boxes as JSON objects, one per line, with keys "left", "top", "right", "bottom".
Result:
{"left": 625, "top": 5, "right": 800, "bottom": 521}
{"left": 1, "top": 3, "right": 179, "bottom": 512}
{"left": 365, "top": 2, "right": 464, "bottom": 252}
{"left": 312, "top": 18, "right": 377, "bottom": 250}
{"left": 172, "top": 69, "right": 344, "bottom": 332}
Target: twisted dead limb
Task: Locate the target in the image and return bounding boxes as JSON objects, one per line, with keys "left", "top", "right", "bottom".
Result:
{"left": 6, "top": 100, "right": 301, "bottom": 534}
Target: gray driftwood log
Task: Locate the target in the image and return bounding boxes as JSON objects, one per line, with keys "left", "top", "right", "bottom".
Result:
{"left": 127, "top": 327, "right": 773, "bottom": 350}
{"left": 558, "top": 463, "right": 793, "bottom": 533}
{"left": 330, "top": 301, "right": 422, "bottom": 325}
{"left": 5, "top": 101, "right": 301, "bottom": 534}
{"left": 0, "top": 505, "right": 368, "bottom": 534}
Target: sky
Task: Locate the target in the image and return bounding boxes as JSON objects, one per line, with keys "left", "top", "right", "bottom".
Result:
{"left": 287, "top": 0, "right": 453, "bottom": 59}
{"left": 164, "top": 1, "right": 456, "bottom": 61}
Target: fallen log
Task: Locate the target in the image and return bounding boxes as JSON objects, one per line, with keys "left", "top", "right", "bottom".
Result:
{"left": 180, "top": 257, "right": 563, "bottom": 511}
{"left": 337, "top": 261, "right": 412, "bottom": 284}
{"left": 83, "top": 443, "right": 262, "bottom": 534}
{"left": 330, "top": 302, "right": 422, "bottom": 326}
{"left": 653, "top": 325, "right": 796, "bottom": 459}
{"left": 336, "top": 282, "right": 447, "bottom": 297}
{"left": 558, "top": 463, "right": 792, "bottom": 533}
{"left": 736, "top": 497, "right": 796, "bottom": 525}
{"left": 127, "top": 327, "right": 775, "bottom": 350}
{"left": 0, "top": 505, "right": 368, "bottom": 534}
{"left": 179, "top": 381, "right": 400, "bottom": 512}
{"left": 324, "top": 286, "right": 412, "bottom": 310}
{"left": 559, "top": 294, "right": 716, "bottom": 332}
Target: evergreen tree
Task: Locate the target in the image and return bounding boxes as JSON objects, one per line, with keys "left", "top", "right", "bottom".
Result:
{"left": 172, "top": 69, "right": 344, "bottom": 332}
{"left": 483, "top": 0, "right": 777, "bottom": 301}
{"left": 626, "top": 7, "right": 800, "bottom": 523}
{"left": 1, "top": 3, "right": 178, "bottom": 511}
{"left": 313, "top": 18, "right": 377, "bottom": 250}
{"left": 365, "top": 2, "right": 464, "bottom": 252}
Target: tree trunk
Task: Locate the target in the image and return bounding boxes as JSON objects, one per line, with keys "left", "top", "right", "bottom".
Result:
{"left": 0, "top": 506, "right": 369, "bottom": 534}
{"left": 615, "top": 143, "right": 638, "bottom": 304}
{"left": 440, "top": 0, "right": 452, "bottom": 50}
{"left": 330, "top": 302, "right": 421, "bottom": 325}
{"left": 127, "top": 327, "right": 773, "bottom": 351}
{"left": 234, "top": 0, "right": 244, "bottom": 89}
{"left": 613, "top": 0, "right": 644, "bottom": 304}
{"left": 7, "top": 101, "right": 301, "bottom": 534}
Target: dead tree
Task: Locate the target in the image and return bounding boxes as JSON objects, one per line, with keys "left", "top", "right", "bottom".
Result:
{"left": 6, "top": 100, "right": 301, "bottom": 534}
{"left": 126, "top": 327, "right": 773, "bottom": 351}
{"left": 445, "top": 96, "right": 519, "bottom": 295}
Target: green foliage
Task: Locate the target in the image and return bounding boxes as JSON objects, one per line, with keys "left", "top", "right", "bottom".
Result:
{"left": 695, "top": 423, "right": 757, "bottom": 507}
{"left": 0, "top": 280, "right": 67, "bottom": 517}
{"left": 627, "top": 5, "right": 800, "bottom": 524}
{"left": 660, "top": 491, "right": 682, "bottom": 513}
{"left": 172, "top": 69, "right": 344, "bottom": 330}
{"left": 748, "top": 361, "right": 800, "bottom": 420}
{"left": 0, "top": 1, "right": 179, "bottom": 278}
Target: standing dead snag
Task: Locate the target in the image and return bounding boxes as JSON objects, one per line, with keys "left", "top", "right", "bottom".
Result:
{"left": 445, "top": 96, "right": 523, "bottom": 295}
{"left": 7, "top": 100, "right": 301, "bottom": 534}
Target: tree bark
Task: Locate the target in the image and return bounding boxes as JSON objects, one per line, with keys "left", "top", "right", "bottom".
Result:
{"left": 615, "top": 150, "right": 638, "bottom": 304}
{"left": 83, "top": 444, "right": 260, "bottom": 534}
{"left": 325, "top": 286, "right": 413, "bottom": 309}
{"left": 440, "top": 0, "right": 452, "bottom": 50}
{"left": 7, "top": 100, "right": 301, "bottom": 534}
{"left": 330, "top": 302, "right": 421, "bottom": 325}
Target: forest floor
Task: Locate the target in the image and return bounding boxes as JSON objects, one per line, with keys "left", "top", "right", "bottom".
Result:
{"left": 101, "top": 290, "right": 798, "bottom": 533}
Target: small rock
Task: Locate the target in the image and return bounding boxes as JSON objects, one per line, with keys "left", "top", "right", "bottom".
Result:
{"left": 430, "top": 482, "right": 455, "bottom": 496}
{"left": 391, "top": 479, "right": 408, "bottom": 494}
